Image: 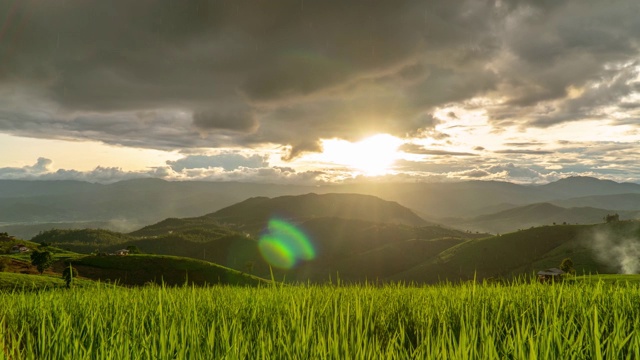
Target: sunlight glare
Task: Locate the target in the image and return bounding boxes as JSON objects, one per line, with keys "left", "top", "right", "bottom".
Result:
{"left": 321, "top": 134, "right": 402, "bottom": 176}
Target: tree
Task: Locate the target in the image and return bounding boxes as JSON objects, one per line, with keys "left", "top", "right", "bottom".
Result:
{"left": 560, "top": 257, "right": 575, "bottom": 274}
{"left": 30, "top": 250, "right": 53, "bottom": 274}
{"left": 62, "top": 264, "right": 78, "bottom": 288}
{"left": 126, "top": 245, "right": 141, "bottom": 254}
{"left": 0, "top": 257, "right": 8, "bottom": 272}
{"left": 604, "top": 213, "right": 620, "bottom": 223}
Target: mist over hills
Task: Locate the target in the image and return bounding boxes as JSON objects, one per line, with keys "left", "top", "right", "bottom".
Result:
{"left": 2, "top": 176, "right": 640, "bottom": 238}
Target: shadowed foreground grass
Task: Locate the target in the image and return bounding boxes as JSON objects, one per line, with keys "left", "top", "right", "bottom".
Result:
{"left": 1, "top": 280, "right": 639, "bottom": 359}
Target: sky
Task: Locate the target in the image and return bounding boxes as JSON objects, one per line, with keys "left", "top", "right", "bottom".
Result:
{"left": 1, "top": 0, "right": 640, "bottom": 184}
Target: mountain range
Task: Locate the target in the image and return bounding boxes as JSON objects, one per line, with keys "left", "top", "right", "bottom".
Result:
{"left": 27, "top": 190, "right": 640, "bottom": 284}
{"left": 2, "top": 176, "right": 640, "bottom": 238}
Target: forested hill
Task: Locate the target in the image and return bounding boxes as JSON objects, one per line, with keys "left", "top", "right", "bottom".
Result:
{"left": 203, "top": 192, "right": 428, "bottom": 227}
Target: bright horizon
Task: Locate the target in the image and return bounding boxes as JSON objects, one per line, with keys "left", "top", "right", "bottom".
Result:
{"left": 1, "top": 1, "right": 640, "bottom": 184}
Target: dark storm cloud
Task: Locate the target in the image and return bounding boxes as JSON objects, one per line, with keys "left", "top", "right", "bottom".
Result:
{"left": 0, "top": 0, "right": 501, "bottom": 154}
{"left": 192, "top": 107, "right": 258, "bottom": 133}
{"left": 1, "top": 0, "right": 639, "bottom": 156}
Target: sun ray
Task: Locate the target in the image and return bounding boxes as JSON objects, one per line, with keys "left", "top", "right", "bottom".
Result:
{"left": 320, "top": 134, "right": 402, "bottom": 176}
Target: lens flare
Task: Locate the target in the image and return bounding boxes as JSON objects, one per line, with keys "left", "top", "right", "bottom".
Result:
{"left": 258, "top": 219, "right": 315, "bottom": 269}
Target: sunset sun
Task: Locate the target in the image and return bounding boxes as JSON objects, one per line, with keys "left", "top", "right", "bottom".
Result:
{"left": 320, "top": 134, "right": 402, "bottom": 176}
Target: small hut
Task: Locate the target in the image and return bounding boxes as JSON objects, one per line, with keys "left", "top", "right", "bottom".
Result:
{"left": 10, "top": 245, "right": 29, "bottom": 253}
{"left": 537, "top": 268, "right": 565, "bottom": 283}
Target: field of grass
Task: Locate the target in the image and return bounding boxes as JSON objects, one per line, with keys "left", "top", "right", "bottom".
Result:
{"left": 2, "top": 281, "right": 640, "bottom": 358}
{"left": 0, "top": 272, "right": 96, "bottom": 291}
{"left": 570, "top": 274, "right": 640, "bottom": 284}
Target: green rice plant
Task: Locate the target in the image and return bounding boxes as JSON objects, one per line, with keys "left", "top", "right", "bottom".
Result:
{"left": 0, "top": 278, "right": 639, "bottom": 359}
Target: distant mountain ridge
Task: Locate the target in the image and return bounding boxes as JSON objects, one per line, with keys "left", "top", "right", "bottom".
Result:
{"left": 447, "top": 202, "right": 640, "bottom": 234}
{"left": 551, "top": 193, "right": 640, "bottom": 211}
{"left": 2, "top": 176, "right": 640, "bottom": 238}
{"left": 539, "top": 176, "right": 640, "bottom": 198}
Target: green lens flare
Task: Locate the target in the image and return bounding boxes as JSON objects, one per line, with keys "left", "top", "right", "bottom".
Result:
{"left": 258, "top": 236, "right": 296, "bottom": 269}
{"left": 258, "top": 219, "right": 315, "bottom": 269}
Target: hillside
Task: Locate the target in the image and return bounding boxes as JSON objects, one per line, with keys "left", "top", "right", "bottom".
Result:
{"left": 18, "top": 187, "right": 640, "bottom": 284}
{"left": 447, "top": 203, "right": 639, "bottom": 234}
{"left": 204, "top": 193, "right": 427, "bottom": 228}
{"left": 129, "top": 217, "right": 244, "bottom": 239}
{"left": 0, "top": 179, "right": 314, "bottom": 237}
{"left": 0, "top": 272, "right": 70, "bottom": 290}
{"left": 38, "top": 191, "right": 637, "bottom": 284}
{"left": 1, "top": 250, "right": 269, "bottom": 288}
{"left": 98, "top": 234, "right": 264, "bottom": 273}
{"left": 22, "top": 221, "right": 640, "bottom": 285}
{"left": 31, "top": 228, "right": 135, "bottom": 247}
{"left": 389, "top": 221, "right": 640, "bottom": 283}
{"left": 69, "top": 255, "right": 268, "bottom": 286}
{"left": 330, "top": 237, "right": 467, "bottom": 281}
{"left": 118, "top": 193, "right": 480, "bottom": 282}
{"left": 85, "top": 219, "right": 482, "bottom": 283}
{"left": 551, "top": 193, "right": 640, "bottom": 211}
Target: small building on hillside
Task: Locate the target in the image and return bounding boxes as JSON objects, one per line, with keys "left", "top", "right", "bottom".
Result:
{"left": 10, "top": 245, "right": 30, "bottom": 253}
{"left": 537, "top": 268, "right": 565, "bottom": 283}
{"left": 114, "top": 249, "right": 130, "bottom": 256}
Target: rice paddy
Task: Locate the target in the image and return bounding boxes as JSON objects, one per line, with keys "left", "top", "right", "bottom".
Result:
{"left": 1, "top": 279, "right": 639, "bottom": 359}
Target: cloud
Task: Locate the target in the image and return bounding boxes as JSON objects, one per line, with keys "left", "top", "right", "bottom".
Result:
{"left": 192, "top": 106, "right": 259, "bottom": 133}
{"left": 495, "top": 149, "right": 554, "bottom": 155}
{"left": 0, "top": 157, "right": 324, "bottom": 185}
{"left": 0, "top": 0, "right": 638, "bottom": 174}
{"left": 484, "top": 1, "right": 640, "bottom": 129}
{"left": 503, "top": 142, "right": 545, "bottom": 147}
{"left": 0, "top": 0, "right": 502, "bottom": 156}
{"left": 484, "top": 163, "right": 545, "bottom": 180}
{"left": 167, "top": 153, "right": 269, "bottom": 171}
{"left": 399, "top": 144, "right": 477, "bottom": 156}
{"left": 31, "top": 157, "right": 52, "bottom": 172}
{"left": 0, "top": 157, "right": 53, "bottom": 178}
{"left": 458, "top": 169, "right": 491, "bottom": 178}
{"left": 41, "top": 167, "right": 153, "bottom": 183}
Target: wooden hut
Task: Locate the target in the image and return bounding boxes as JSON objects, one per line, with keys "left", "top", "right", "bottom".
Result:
{"left": 537, "top": 268, "right": 565, "bottom": 283}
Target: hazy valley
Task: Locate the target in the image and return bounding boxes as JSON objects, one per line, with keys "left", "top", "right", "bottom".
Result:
{"left": 3, "top": 176, "right": 639, "bottom": 285}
